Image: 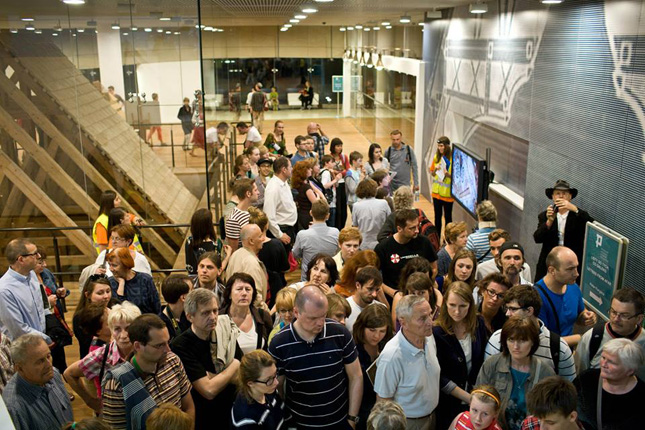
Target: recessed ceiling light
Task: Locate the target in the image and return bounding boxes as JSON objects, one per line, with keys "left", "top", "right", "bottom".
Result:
{"left": 364, "top": 27, "right": 371, "bottom": 31}
{"left": 373, "top": 27, "right": 380, "bottom": 31}
{"left": 122, "top": 32, "right": 129, "bottom": 36}
{"left": 355, "top": 25, "right": 363, "bottom": 29}
{"left": 111, "top": 23, "right": 120, "bottom": 30}
{"left": 204, "top": 26, "right": 213, "bottom": 31}
{"left": 132, "top": 27, "right": 138, "bottom": 31}
{"left": 145, "top": 28, "right": 152, "bottom": 32}
{"left": 314, "top": 0, "right": 334, "bottom": 2}
{"left": 290, "top": 19, "right": 300, "bottom": 23}
{"left": 159, "top": 17, "right": 171, "bottom": 21}
{"left": 52, "top": 32, "right": 59, "bottom": 36}
{"left": 62, "top": 0, "right": 86, "bottom": 4}
{"left": 21, "top": 18, "right": 34, "bottom": 22}
{"left": 10, "top": 29, "right": 18, "bottom": 33}
{"left": 301, "top": 5, "right": 318, "bottom": 13}
{"left": 385, "top": 25, "right": 392, "bottom": 29}
{"left": 166, "top": 30, "right": 171, "bottom": 34}
{"left": 400, "top": 15, "right": 411, "bottom": 23}
{"left": 339, "top": 27, "right": 346, "bottom": 32}
{"left": 77, "top": 28, "right": 85, "bottom": 32}
{"left": 34, "top": 29, "right": 42, "bottom": 34}
{"left": 157, "top": 28, "right": 163, "bottom": 33}
{"left": 469, "top": 3, "right": 488, "bottom": 13}
{"left": 381, "top": 21, "right": 390, "bottom": 26}
{"left": 347, "top": 26, "right": 354, "bottom": 31}
{"left": 284, "top": 24, "right": 293, "bottom": 28}
{"left": 541, "top": 0, "right": 562, "bottom": 3}
{"left": 174, "top": 31, "right": 180, "bottom": 35}
{"left": 295, "top": 15, "right": 307, "bottom": 19}
{"left": 280, "top": 27, "right": 289, "bottom": 32}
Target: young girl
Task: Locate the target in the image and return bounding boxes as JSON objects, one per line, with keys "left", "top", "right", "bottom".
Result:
{"left": 330, "top": 138, "right": 349, "bottom": 227}
{"left": 450, "top": 385, "right": 502, "bottom": 430}
{"left": 244, "top": 146, "right": 261, "bottom": 179}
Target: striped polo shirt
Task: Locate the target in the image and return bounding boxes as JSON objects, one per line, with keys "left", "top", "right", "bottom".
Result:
{"left": 268, "top": 319, "right": 358, "bottom": 429}
{"left": 225, "top": 207, "right": 250, "bottom": 245}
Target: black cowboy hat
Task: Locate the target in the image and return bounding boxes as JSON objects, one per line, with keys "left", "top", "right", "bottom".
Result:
{"left": 545, "top": 180, "right": 578, "bottom": 199}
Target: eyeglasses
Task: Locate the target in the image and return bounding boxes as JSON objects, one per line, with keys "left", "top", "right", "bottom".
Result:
{"left": 504, "top": 305, "right": 527, "bottom": 313}
{"left": 609, "top": 308, "right": 639, "bottom": 320}
{"left": 111, "top": 236, "right": 127, "bottom": 243}
{"left": 254, "top": 373, "right": 279, "bottom": 386}
{"left": 486, "top": 289, "right": 506, "bottom": 300}
{"left": 278, "top": 309, "right": 293, "bottom": 314}
{"left": 21, "top": 251, "right": 40, "bottom": 258}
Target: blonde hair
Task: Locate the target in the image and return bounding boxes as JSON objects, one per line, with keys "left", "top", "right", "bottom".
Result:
{"left": 393, "top": 186, "right": 414, "bottom": 210}
{"left": 146, "top": 404, "right": 193, "bottom": 430}
{"left": 107, "top": 301, "right": 142, "bottom": 330}
{"left": 275, "top": 288, "right": 296, "bottom": 311}
{"left": 248, "top": 206, "right": 269, "bottom": 232}
{"left": 444, "top": 221, "right": 468, "bottom": 245}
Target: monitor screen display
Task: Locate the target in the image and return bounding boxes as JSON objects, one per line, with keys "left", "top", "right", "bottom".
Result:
{"left": 451, "top": 144, "right": 485, "bottom": 218}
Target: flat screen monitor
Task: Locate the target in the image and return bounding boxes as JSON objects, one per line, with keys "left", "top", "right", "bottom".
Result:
{"left": 450, "top": 144, "right": 488, "bottom": 219}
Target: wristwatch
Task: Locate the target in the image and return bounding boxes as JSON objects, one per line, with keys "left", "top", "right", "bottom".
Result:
{"left": 348, "top": 415, "right": 360, "bottom": 424}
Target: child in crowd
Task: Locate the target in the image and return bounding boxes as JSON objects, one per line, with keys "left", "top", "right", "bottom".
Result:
{"left": 270, "top": 86, "right": 279, "bottom": 110}
{"left": 521, "top": 377, "right": 583, "bottom": 430}
{"left": 146, "top": 404, "right": 194, "bottom": 430}
{"left": 345, "top": 151, "right": 365, "bottom": 211}
{"left": 268, "top": 288, "right": 297, "bottom": 344}
{"left": 449, "top": 385, "right": 502, "bottom": 430}
{"left": 320, "top": 155, "right": 343, "bottom": 228}
{"left": 326, "top": 293, "right": 351, "bottom": 325}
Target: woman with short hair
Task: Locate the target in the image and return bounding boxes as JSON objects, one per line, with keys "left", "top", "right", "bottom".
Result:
{"left": 352, "top": 178, "right": 391, "bottom": 250}
{"left": 107, "top": 247, "right": 160, "bottom": 315}
{"left": 437, "top": 221, "right": 468, "bottom": 276}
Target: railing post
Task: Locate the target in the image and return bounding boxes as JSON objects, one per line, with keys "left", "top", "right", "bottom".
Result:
{"left": 170, "top": 125, "right": 175, "bottom": 168}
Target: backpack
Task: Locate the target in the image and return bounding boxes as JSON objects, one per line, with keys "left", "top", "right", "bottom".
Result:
{"left": 549, "top": 330, "right": 561, "bottom": 375}
{"left": 386, "top": 144, "right": 412, "bottom": 165}
{"left": 588, "top": 321, "right": 607, "bottom": 361}
{"left": 320, "top": 169, "right": 335, "bottom": 204}
{"left": 417, "top": 209, "right": 441, "bottom": 252}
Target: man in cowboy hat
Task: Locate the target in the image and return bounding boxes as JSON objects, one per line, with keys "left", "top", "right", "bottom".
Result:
{"left": 533, "top": 180, "right": 593, "bottom": 283}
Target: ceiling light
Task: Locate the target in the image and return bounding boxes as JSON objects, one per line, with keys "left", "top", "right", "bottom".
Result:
{"left": 21, "top": 18, "right": 34, "bottom": 22}
{"left": 355, "top": 25, "right": 363, "bottom": 29}
{"left": 204, "top": 26, "right": 213, "bottom": 31}
{"left": 375, "top": 53, "right": 384, "bottom": 71}
{"left": 145, "top": 28, "right": 152, "bottom": 32}
{"left": 34, "top": 29, "right": 42, "bottom": 34}
{"left": 174, "top": 31, "right": 180, "bottom": 35}
{"left": 295, "top": 14, "right": 307, "bottom": 19}
{"left": 541, "top": 0, "right": 563, "bottom": 3}
{"left": 132, "top": 27, "right": 138, "bottom": 31}
{"left": 364, "top": 27, "right": 371, "bottom": 31}
{"left": 400, "top": 15, "right": 411, "bottom": 23}
{"left": 123, "top": 32, "right": 129, "bottom": 36}
{"left": 314, "top": 0, "right": 334, "bottom": 2}
{"left": 157, "top": 29, "right": 163, "bottom": 33}
{"left": 347, "top": 26, "right": 354, "bottom": 31}
{"left": 10, "top": 29, "right": 18, "bottom": 33}
{"left": 52, "top": 32, "right": 59, "bottom": 36}
{"left": 159, "top": 17, "right": 171, "bottom": 21}
{"left": 166, "top": 30, "right": 171, "bottom": 34}
{"left": 111, "top": 23, "right": 120, "bottom": 30}
{"left": 373, "top": 27, "right": 380, "bottom": 31}
{"left": 352, "top": 51, "right": 359, "bottom": 64}
{"left": 77, "top": 28, "right": 85, "bottom": 32}
{"left": 301, "top": 5, "right": 318, "bottom": 13}
{"left": 62, "top": 0, "right": 86, "bottom": 4}
{"left": 217, "top": 28, "right": 224, "bottom": 32}
{"left": 55, "top": 25, "right": 63, "bottom": 32}
{"left": 469, "top": 3, "right": 488, "bottom": 13}
{"left": 385, "top": 25, "right": 392, "bottom": 29}
{"left": 366, "top": 53, "right": 374, "bottom": 68}
{"left": 381, "top": 21, "right": 390, "bottom": 26}
{"left": 290, "top": 19, "right": 300, "bottom": 23}
{"left": 284, "top": 24, "right": 293, "bottom": 28}
{"left": 280, "top": 27, "right": 289, "bottom": 32}
{"left": 339, "top": 27, "right": 346, "bottom": 32}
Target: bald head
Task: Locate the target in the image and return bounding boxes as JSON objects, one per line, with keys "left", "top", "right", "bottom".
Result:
{"left": 307, "top": 122, "right": 318, "bottom": 134}
{"left": 240, "top": 224, "right": 263, "bottom": 254}
{"left": 546, "top": 246, "right": 576, "bottom": 270}
{"left": 295, "top": 285, "right": 328, "bottom": 311}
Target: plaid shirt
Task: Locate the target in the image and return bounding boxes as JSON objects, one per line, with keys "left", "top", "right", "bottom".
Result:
{"left": 309, "top": 133, "right": 329, "bottom": 162}
{"left": 0, "top": 334, "right": 14, "bottom": 394}
{"left": 522, "top": 416, "right": 585, "bottom": 430}
{"left": 79, "top": 340, "right": 126, "bottom": 397}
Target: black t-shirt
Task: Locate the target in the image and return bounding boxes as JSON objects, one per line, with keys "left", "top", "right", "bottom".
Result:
{"left": 171, "top": 327, "right": 243, "bottom": 430}
{"left": 576, "top": 368, "right": 645, "bottom": 430}
{"left": 374, "top": 235, "right": 438, "bottom": 288}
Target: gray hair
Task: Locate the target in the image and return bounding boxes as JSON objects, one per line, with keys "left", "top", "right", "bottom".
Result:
{"left": 392, "top": 186, "right": 414, "bottom": 211}
{"left": 10, "top": 333, "right": 46, "bottom": 365}
{"left": 602, "top": 338, "right": 645, "bottom": 373}
{"left": 108, "top": 301, "right": 142, "bottom": 330}
{"left": 185, "top": 288, "right": 218, "bottom": 316}
{"left": 294, "top": 285, "right": 328, "bottom": 311}
{"left": 367, "top": 400, "right": 406, "bottom": 430}
{"left": 396, "top": 294, "right": 427, "bottom": 321}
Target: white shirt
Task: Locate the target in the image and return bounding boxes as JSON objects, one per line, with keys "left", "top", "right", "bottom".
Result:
{"left": 205, "top": 127, "right": 218, "bottom": 144}
{"left": 263, "top": 175, "right": 298, "bottom": 237}
{"left": 556, "top": 211, "right": 569, "bottom": 245}
{"left": 345, "top": 296, "right": 386, "bottom": 332}
{"left": 237, "top": 318, "right": 259, "bottom": 354}
{"left": 95, "top": 249, "right": 152, "bottom": 277}
{"left": 247, "top": 126, "right": 262, "bottom": 144}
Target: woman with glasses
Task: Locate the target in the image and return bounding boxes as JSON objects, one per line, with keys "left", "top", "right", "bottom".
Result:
{"left": 231, "top": 350, "right": 287, "bottom": 429}
{"left": 476, "top": 317, "right": 555, "bottom": 430}
{"left": 106, "top": 247, "right": 160, "bottom": 315}
{"left": 96, "top": 224, "right": 152, "bottom": 277}
{"left": 434, "top": 281, "right": 490, "bottom": 430}
{"left": 477, "top": 274, "right": 513, "bottom": 335}
{"left": 352, "top": 303, "right": 394, "bottom": 429}
{"left": 268, "top": 288, "right": 296, "bottom": 345}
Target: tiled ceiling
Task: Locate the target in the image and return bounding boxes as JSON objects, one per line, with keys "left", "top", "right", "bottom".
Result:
{"left": 0, "top": 0, "right": 465, "bottom": 28}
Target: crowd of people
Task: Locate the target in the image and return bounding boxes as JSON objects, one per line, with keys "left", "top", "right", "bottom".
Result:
{"left": 0, "top": 118, "right": 642, "bottom": 430}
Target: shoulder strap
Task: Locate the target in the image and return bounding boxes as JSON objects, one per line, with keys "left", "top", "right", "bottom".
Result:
{"left": 476, "top": 247, "right": 491, "bottom": 263}
{"left": 589, "top": 321, "right": 606, "bottom": 360}
{"left": 549, "top": 331, "right": 561, "bottom": 375}
{"left": 385, "top": 146, "right": 391, "bottom": 160}
{"left": 98, "top": 343, "right": 111, "bottom": 386}
{"left": 406, "top": 144, "right": 412, "bottom": 163}
{"left": 536, "top": 284, "right": 561, "bottom": 334}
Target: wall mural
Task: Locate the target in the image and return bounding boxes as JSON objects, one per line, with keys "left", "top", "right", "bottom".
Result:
{"left": 422, "top": 0, "right": 645, "bottom": 289}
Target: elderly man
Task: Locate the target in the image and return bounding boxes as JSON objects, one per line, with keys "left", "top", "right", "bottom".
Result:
{"left": 533, "top": 180, "right": 593, "bottom": 282}
{"left": 269, "top": 285, "right": 363, "bottom": 429}
{"left": 498, "top": 241, "right": 532, "bottom": 286}
{"left": 307, "top": 122, "right": 329, "bottom": 162}
{"left": 534, "top": 246, "right": 596, "bottom": 347}
{"left": 225, "top": 224, "right": 268, "bottom": 309}
{"left": 172, "top": 288, "right": 242, "bottom": 430}
{"left": 2, "top": 334, "right": 72, "bottom": 430}
{"left": 575, "top": 287, "right": 645, "bottom": 380}
{"left": 374, "top": 295, "right": 440, "bottom": 430}
{"left": 0, "top": 239, "right": 50, "bottom": 343}
{"left": 102, "top": 314, "right": 194, "bottom": 430}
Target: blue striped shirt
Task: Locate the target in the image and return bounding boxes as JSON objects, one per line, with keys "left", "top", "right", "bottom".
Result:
{"left": 268, "top": 320, "right": 358, "bottom": 429}
{"left": 466, "top": 226, "right": 496, "bottom": 262}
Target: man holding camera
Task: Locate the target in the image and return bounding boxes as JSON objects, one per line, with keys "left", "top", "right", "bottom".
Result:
{"left": 533, "top": 180, "right": 593, "bottom": 283}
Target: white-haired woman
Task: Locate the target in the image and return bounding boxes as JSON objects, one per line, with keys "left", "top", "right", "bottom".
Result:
{"left": 576, "top": 337, "right": 645, "bottom": 430}
{"left": 64, "top": 302, "right": 141, "bottom": 413}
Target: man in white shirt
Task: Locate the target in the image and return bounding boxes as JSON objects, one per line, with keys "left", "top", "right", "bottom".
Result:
{"left": 475, "top": 229, "right": 532, "bottom": 281}
{"left": 374, "top": 295, "right": 440, "bottom": 430}
{"left": 236, "top": 121, "right": 262, "bottom": 149}
{"left": 263, "top": 156, "right": 297, "bottom": 250}
{"left": 345, "top": 266, "right": 384, "bottom": 332}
